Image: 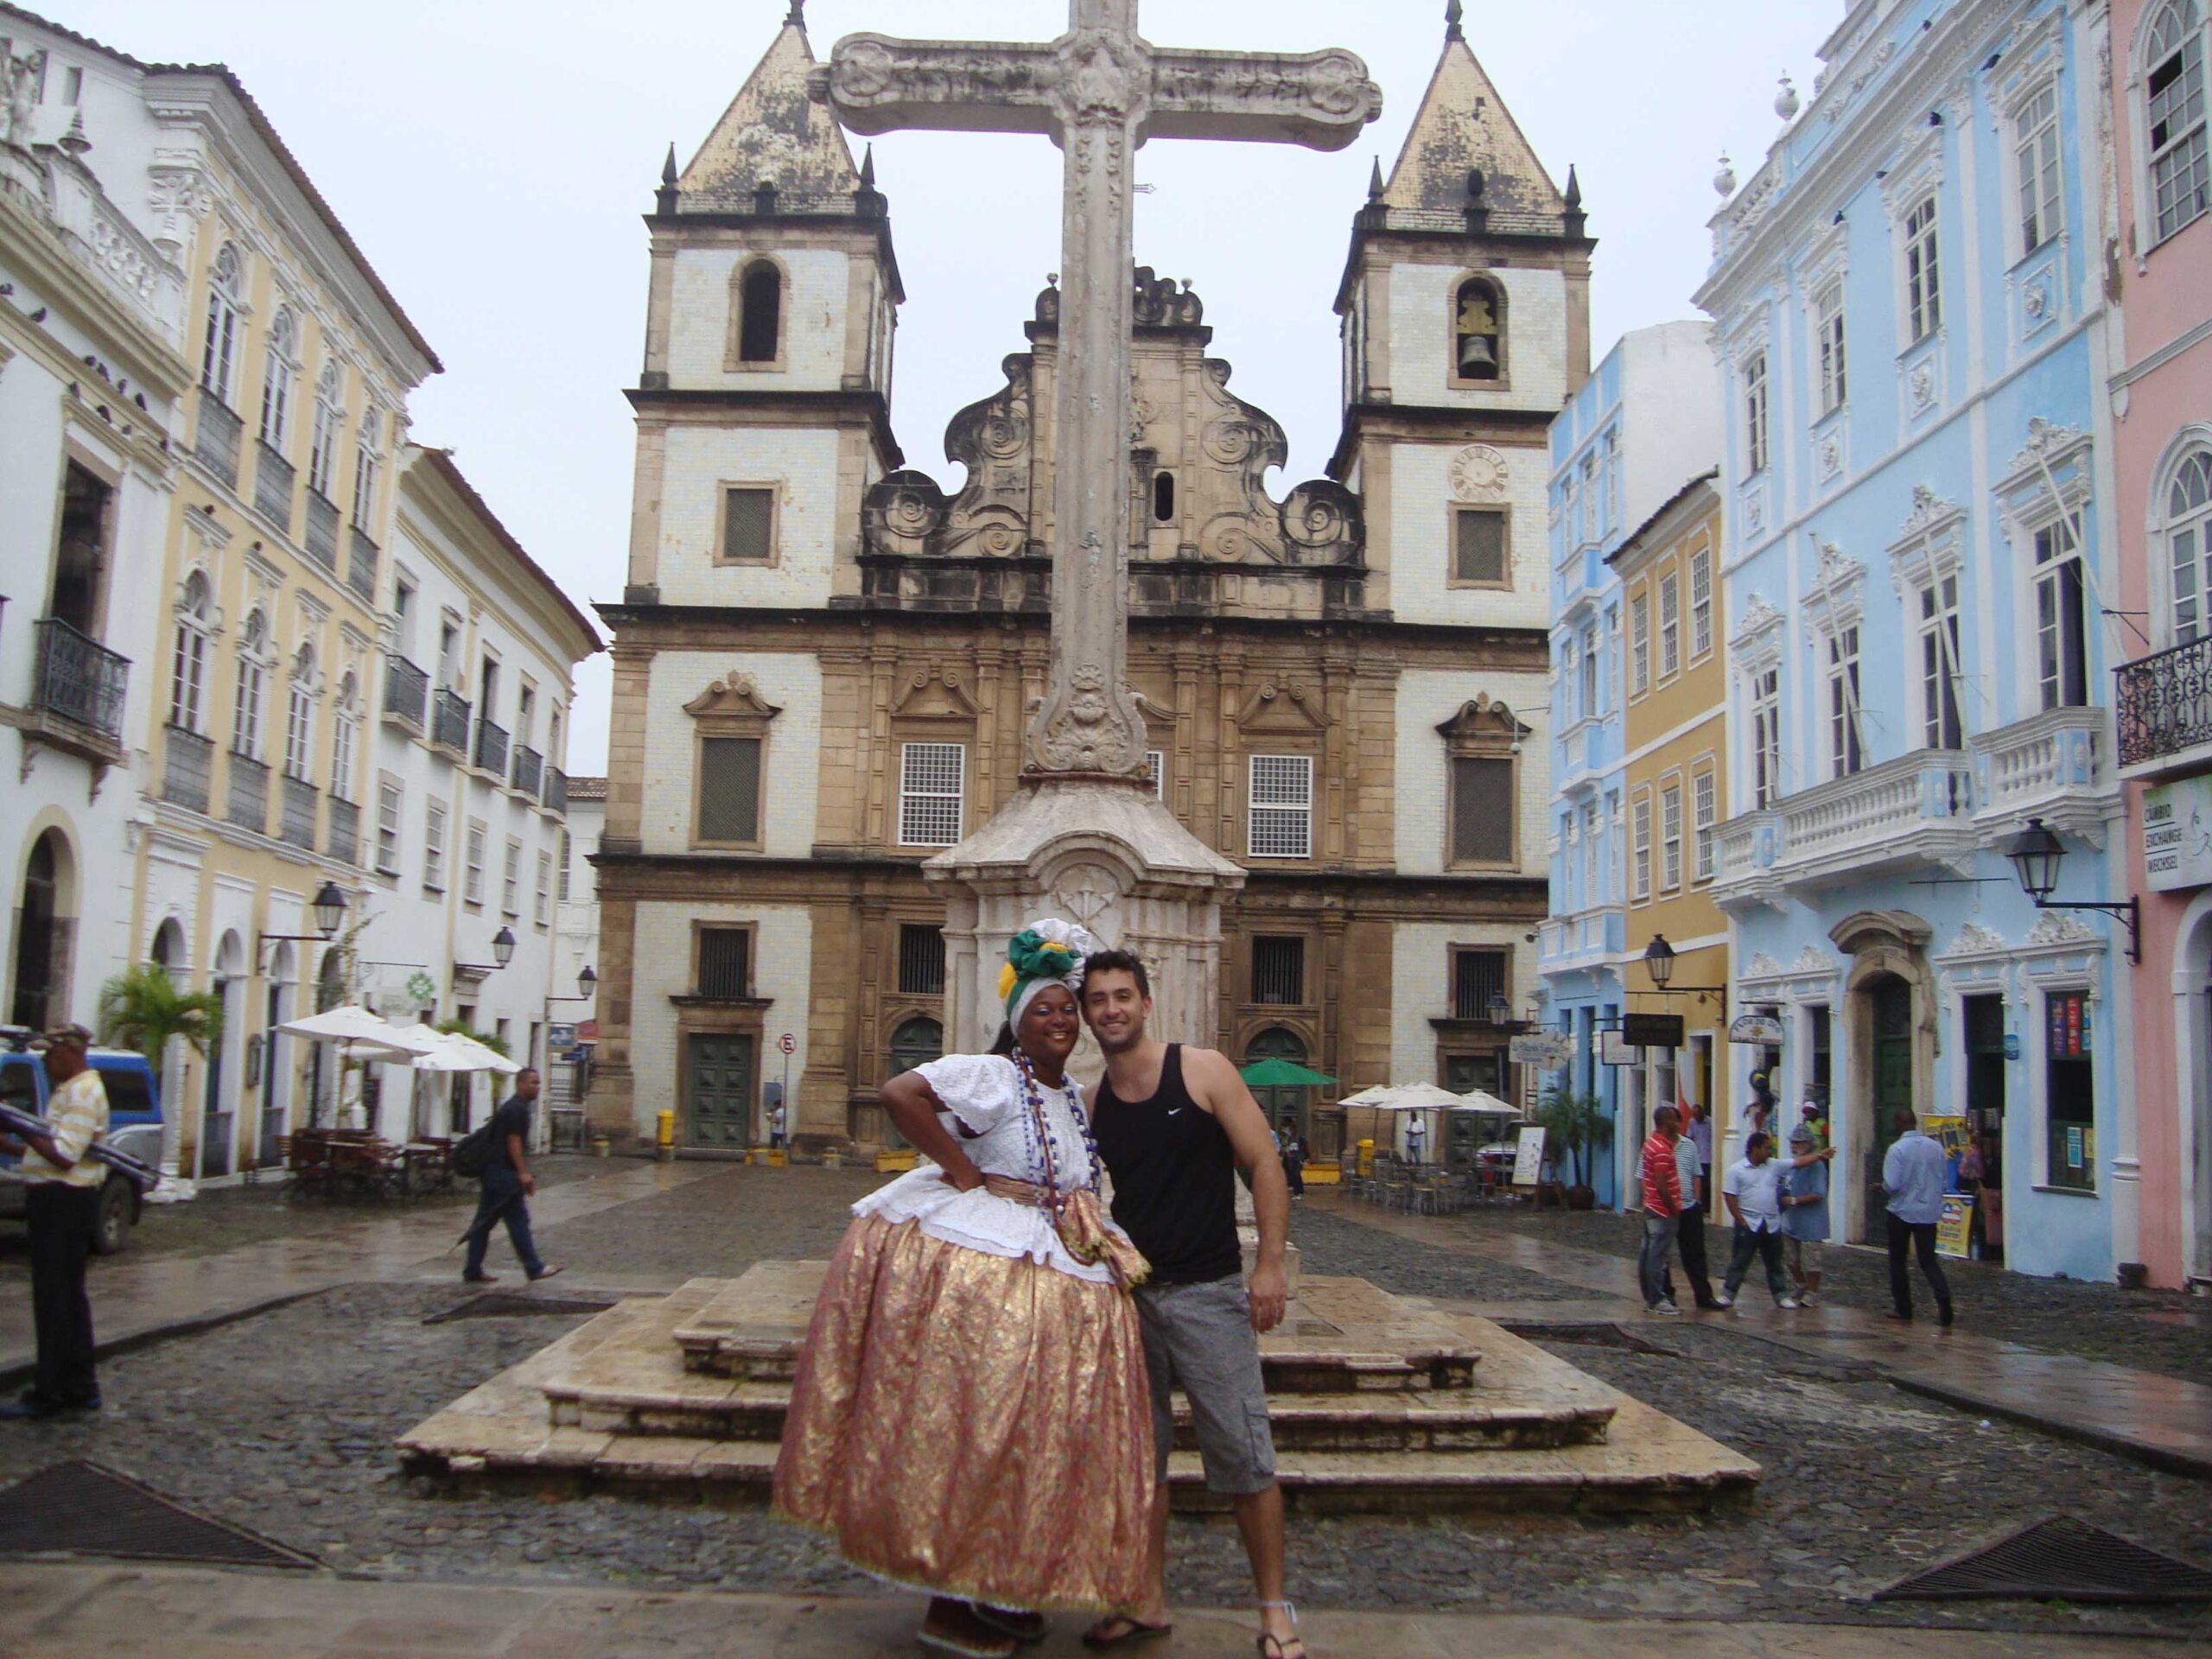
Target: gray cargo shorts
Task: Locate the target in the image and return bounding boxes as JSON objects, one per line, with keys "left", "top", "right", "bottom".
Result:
{"left": 1133, "top": 1274, "right": 1277, "bottom": 1496}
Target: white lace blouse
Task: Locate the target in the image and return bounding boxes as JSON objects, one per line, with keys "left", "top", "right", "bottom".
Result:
{"left": 850, "top": 1052, "right": 1127, "bottom": 1285}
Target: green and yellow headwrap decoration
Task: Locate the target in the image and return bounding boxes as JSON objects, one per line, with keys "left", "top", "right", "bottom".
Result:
{"left": 998, "top": 918, "right": 1103, "bottom": 1028}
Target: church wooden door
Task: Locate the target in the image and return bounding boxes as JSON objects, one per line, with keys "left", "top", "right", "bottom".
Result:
{"left": 1866, "top": 978, "right": 1914, "bottom": 1243}
{"left": 688, "top": 1034, "right": 755, "bottom": 1149}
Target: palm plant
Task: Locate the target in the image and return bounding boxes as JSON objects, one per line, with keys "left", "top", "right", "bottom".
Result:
{"left": 99, "top": 963, "right": 224, "bottom": 1064}
{"left": 1534, "top": 1083, "right": 1611, "bottom": 1192}
{"left": 436, "top": 1018, "right": 510, "bottom": 1058}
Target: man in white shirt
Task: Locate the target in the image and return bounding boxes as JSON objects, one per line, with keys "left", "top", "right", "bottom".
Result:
{"left": 0, "top": 1025, "right": 109, "bottom": 1418}
{"left": 1671, "top": 1121, "right": 1719, "bottom": 1309}
{"left": 1713, "top": 1133, "right": 1798, "bottom": 1309}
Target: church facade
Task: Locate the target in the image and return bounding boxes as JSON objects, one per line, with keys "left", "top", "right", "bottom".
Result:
{"left": 589, "top": 11, "right": 1590, "bottom": 1157}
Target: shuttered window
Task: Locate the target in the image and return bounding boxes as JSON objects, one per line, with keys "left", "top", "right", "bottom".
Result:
{"left": 722, "top": 488, "right": 775, "bottom": 563}
{"left": 698, "top": 736, "right": 763, "bottom": 844}
{"left": 1453, "top": 508, "right": 1507, "bottom": 584}
{"left": 1450, "top": 755, "right": 1514, "bottom": 864}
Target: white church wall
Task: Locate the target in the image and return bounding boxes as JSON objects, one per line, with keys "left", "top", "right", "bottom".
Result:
{"left": 1389, "top": 920, "right": 1543, "bottom": 1084}
{"left": 1385, "top": 262, "right": 1567, "bottom": 411}
{"left": 1393, "top": 666, "right": 1550, "bottom": 877}
{"left": 666, "top": 245, "right": 851, "bottom": 393}
{"left": 639, "top": 650, "right": 823, "bottom": 858}
{"left": 628, "top": 899, "right": 813, "bottom": 1136}
{"left": 1387, "top": 442, "right": 1551, "bottom": 629}
{"left": 653, "top": 425, "right": 843, "bottom": 608}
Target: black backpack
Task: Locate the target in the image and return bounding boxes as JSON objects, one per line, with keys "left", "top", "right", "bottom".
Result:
{"left": 449, "top": 1117, "right": 499, "bottom": 1178}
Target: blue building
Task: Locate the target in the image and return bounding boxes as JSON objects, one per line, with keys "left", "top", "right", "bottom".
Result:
{"left": 1700, "top": 0, "right": 2126, "bottom": 1280}
{"left": 1540, "top": 323, "right": 1718, "bottom": 1208}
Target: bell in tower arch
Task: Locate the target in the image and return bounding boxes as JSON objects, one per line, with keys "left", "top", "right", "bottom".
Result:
{"left": 1455, "top": 276, "right": 1503, "bottom": 382}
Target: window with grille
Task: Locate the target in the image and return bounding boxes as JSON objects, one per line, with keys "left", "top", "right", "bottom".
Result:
{"left": 1247, "top": 753, "right": 1313, "bottom": 859}
{"left": 1452, "top": 949, "right": 1507, "bottom": 1021}
{"left": 1251, "top": 936, "right": 1306, "bottom": 1006}
{"left": 1827, "top": 626, "right": 1865, "bottom": 778}
{"left": 376, "top": 780, "right": 403, "bottom": 877}
{"left": 1661, "top": 782, "right": 1683, "bottom": 893}
{"left": 898, "top": 924, "right": 947, "bottom": 995}
{"left": 698, "top": 928, "right": 751, "bottom": 999}
{"left": 2036, "top": 516, "right": 2089, "bottom": 709}
{"left": 233, "top": 634, "right": 266, "bottom": 760}
{"left": 424, "top": 799, "right": 448, "bottom": 892}
{"left": 503, "top": 838, "right": 522, "bottom": 917}
{"left": 899, "top": 742, "right": 966, "bottom": 846}
{"left": 1751, "top": 668, "right": 1782, "bottom": 807}
{"left": 1146, "top": 750, "right": 1164, "bottom": 797}
{"left": 1693, "top": 770, "right": 1717, "bottom": 882}
{"left": 1690, "top": 550, "right": 1713, "bottom": 659}
{"left": 170, "top": 604, "right": 209, "bottom": 733}
{"left": 697, "top": 735, "right": 763, "bottom": 844}
{"left": 1919, "top": 574, "right": 1964, "bottom": 747}
{"left": 558, "top": 830, "right": 572, "bottom": 901}
{"left": 330, "top": 713, "right": 357, "bottom": 803}
{"left": 1450, "top": 755, "right": 1514, "bottom": 865}
{"left": 1631, "top": 796, "right": 1652, "bottom": 901}
{"left": 2016, "top": 83, "right": 2063, "bottom": 254}
{"left": 2148, "top": 3, "right": 2210, "bottom": 242}
{"left": 1659, "top": 571, "right": 1681, "bottom": 678}
{"left": 352, "top": 441, "right": 380, "bottom": 530}
{"left": 1816, "top": 283, "right": 1848, "bottom": 414}
{"left": 721, "top": 487, "right": 774, "bottom": 563}
{"left": 1453, "top": 508, "right": 1508, "bottom": 585}
{"left": 308, "top": 364, "right": 341, "bottom": 496}
{"left": 202, "top": 247, "right": 242, "bottom": 404}
{"left": 536, "top": 850, "right": 552, "bottom": 926}
{"left": 1630, "top": 593, "right": 1650, "bottom": 696}
{"left": 465, "top": 819, "right": 486, "bottom": 906}
{"left": 1905, "top": 196, "right": 1942, "bottom": 342}
{"left": 1744, "top": 351, "right": 1769, "bottom": 475}
{"left": 284, "top": 681, "right": 315, "bottom": 780}
{"left": 259, "top": 309, "right": 295, "bottom": 448}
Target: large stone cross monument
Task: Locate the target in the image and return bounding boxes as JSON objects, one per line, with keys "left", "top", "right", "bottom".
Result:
{"left": 811, "top": 1, "right": 1382, "bottom": 1049}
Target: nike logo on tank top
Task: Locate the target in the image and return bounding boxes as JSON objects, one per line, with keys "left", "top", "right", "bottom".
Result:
{"left": 1092, "top": 1045, "right": 1242, "bottom": 1286}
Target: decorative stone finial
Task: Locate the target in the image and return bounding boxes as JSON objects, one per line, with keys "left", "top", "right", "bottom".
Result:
{"left": 1367, "top": 156, "right": 1384, "bottom": 200}
{"left": 656, "top": 143, "right": 679, "bottom": 213}
{"left": 1775, "top": 73, "right": 1800, "bottom": 121}
{"left": 660, "top": 143, "right": 677, "bottom": 187}
{"left": 1445, "top": 0, "right": 1465, "bottom": 41}
{"left": 859, "top": 143, "right": 875, "bottom": 188}
{"left": 786, "top": 0, "right": 805, "bottom": 26}
{"left": 1564, "top": 164, "right": 1581, "bottom": 210}
{"left": 58, "top": 107, "right": 90, "bottom": 158}
{"left": 1713, "top": 152, "right": 1737, "bottom": 198}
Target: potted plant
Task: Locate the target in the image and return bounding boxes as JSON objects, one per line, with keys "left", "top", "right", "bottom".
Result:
{"left": 1534, "top": 1084, "right": 1611, "bottom": 1211}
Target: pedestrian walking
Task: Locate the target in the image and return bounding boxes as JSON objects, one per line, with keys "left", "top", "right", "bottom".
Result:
{"left": 1404, "top": 1114, "right": 1427, "bottom": 1166}
{"left": 0, "top": 1025, "right": 108, "bottom": 1421}
{"left": 1714, "top": 1133, "right": 1796, "bottom": 1309}
{"left": 1279, "top": 1123, "right": 1306, "bottom": 1201}
{"left": 461, "top": 1067, "right": 562, "bottom": 1285}
{"left": 1637, "top": 1105, "right": 1683, "bottom": 1316}
{"left": 1673, "top": 1109, "right": 1719, "bottom": 1309}
{"left": 1881, "top": 1109, "right": 1954, "bottom": 1325}
{"left": 1780, "top": 1123, "right": 1829, "bottom": 1305}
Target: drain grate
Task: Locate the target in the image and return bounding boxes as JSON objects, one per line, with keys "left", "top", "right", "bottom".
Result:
{"left": 1875, "top": 1516, "right": 2212, "bottom": 1604}
{"left": 1501, "top": 1321, "right": 1679, "bottom": 1357}
{"left": 424, "top": 1291, "right": 614, "bottom": 1325}
{"left": 0, "top": 1461, "right": 316, "bottom": 1568}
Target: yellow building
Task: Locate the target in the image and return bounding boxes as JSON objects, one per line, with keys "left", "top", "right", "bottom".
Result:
{"left": 1611, "top": 474, "right": 1733, "bottom": 1166}
{"left": 130, "top": 67, "right": 440, "bottom": 1179}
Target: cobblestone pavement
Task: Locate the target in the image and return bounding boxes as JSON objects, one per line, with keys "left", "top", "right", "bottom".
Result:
{"left": 1443, "top": 1203, "right": 2212, "bottom": 1380}
{"left": 0, "top": 1166, "right": 2206, "bottom": 1641}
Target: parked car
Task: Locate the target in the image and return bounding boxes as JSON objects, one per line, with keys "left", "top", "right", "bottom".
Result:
{"left": 0, "top": 1033, "right": 162, "bottom": 1255}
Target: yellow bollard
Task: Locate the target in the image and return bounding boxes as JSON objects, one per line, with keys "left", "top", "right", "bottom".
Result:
{"left": 655, "top": 1109, "right": 675, "bottom": 1163}
{"left": 1357, "top": 1137, "right": 1374, "bottom": 1178}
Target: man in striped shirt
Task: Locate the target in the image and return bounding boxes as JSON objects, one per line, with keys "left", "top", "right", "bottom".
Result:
{"left": 1638, "top": 1104, "right": 1683, "bottom": 1316}
{"left": 0, "top": 1024, "right": 108, "bottom": 1419}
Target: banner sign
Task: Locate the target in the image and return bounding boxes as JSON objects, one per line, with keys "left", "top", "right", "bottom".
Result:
{"left": 1622, "top": 1013, "right": 1685, "bottom": 1050}
{"left": 1510, "top": 1033, "right": 1575, "bottom": 1069}
{"left": 1730, "top": 1012, "right": 1785, "bottom": 1046}
{"left": 1599, "top": 1030, "right": 1639, "bottom": 1066}
{"left": 1510, "top": 1125, "right": 1547, "bottom": 1188}
{"left": 1936, "top": 1193, "right": 1974, "bottom": 1260}
{"left": 2144, "top": 777, "right": 2212, "bottom": 893}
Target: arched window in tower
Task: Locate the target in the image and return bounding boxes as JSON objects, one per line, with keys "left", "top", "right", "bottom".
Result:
{"left": 736, "top": 260, "right": 782, "bottom": 365}
{"left": 1154, "top": 470, "right": 1176, "bottom": 524}
{"left": 1453, "top": 276, "right": 1505, "bottom": 383}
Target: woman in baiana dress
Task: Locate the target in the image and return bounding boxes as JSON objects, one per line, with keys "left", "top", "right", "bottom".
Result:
{"left": 773, "top": 920, "right": 1154, "bottom": 1659}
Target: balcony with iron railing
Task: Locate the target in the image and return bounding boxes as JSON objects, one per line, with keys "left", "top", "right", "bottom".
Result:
{"left": 431, "top": 689, "right": 471, "bottom": 755}
{"left": 512, "top": 743, "right": 543, "bottom": 799}
{"left": 279, "top": 773, "right": 319, "bottom": 850}
{"left": 474, "top": 715, "right": 509, "bottom": 779}
{"left": 543, "top": 766, "right": 568, "bottom": 816}
{"left": 226, "top": 750, "right": 270, "bottom": 835}
{"left": 253, "top": 441, "right": 295, "bottom": 530}
{"left": 195, "top": 398, "right": 242, "bottom": 488}
{"left": 303, "top": 488, "right": 340, "bottom": 571}
{"left": 327, "top": 796, "right": 359, "bottom": 866}
{"left": 1970, "top": 706, "right": 2115, "bottom": 846}
{"left": 346, "top": 526, "right": 378, "bottom": 602}
{"left": 24, "top": 618, "right": 130, "bottom": 764}
{"left": 162, "top": 725, "right": 213, "bottom": 813}
{"left": 1712, "top": 748, "right": 1976, "bottom": 911}
{"left": 382, "top": 655, "right": 429, "bottom": 731}
{"left": 2118, "top": 634, "right": 2212, "bottom": 780}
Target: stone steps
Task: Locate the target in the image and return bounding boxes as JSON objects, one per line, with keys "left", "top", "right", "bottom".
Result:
{"left": 397, "top": 1266, "right": 1760, "bottom": 1515}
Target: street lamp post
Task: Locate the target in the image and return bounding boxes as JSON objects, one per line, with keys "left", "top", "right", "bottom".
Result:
{"left": 2001, "top": 817, "right": 2141, "bottom": 963}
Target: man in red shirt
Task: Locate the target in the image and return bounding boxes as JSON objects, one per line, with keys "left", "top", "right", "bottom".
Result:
{"left": 1638, "top": 1104, "right": 1683, "bottom": 1316}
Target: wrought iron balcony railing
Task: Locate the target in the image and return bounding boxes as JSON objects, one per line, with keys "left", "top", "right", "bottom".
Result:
{"left": 253, "top": 441, "right": 295, "bottom": 530}
{"left": 474, "top": 715, "right": 509, "bottom": 777}
{"left": 346, "top": 527, "right": 378, "bottom": 602}
{"left": 195, "top": 398, "right": 242, "bottom": 488}
{"left": 327, "top": 796, "right": 359, "bottom": 866}
{"left": 303, "top": 488, "right": 340, "bottom": 570}
{"left": 543, "top": 766, "right": 568, "bottom": 815}
{"left": 2117, "top": 635, "right": 2212, "bottom": 772}
{"left": 512, "top": 744, "right": 543, "bottom": 798}
{"left": 162, "top": 725, "right": 213, "bottom": 813}
{"left": 226, "top": 750, "right": 270, "bottom": 835}
{"left": 431, "top": 689, "right": 471, "bottom": 755}
{"left": 30, "top": 617, "right": 129, "bottom": 743}
{"left": 383, "top": 655, "right": 429, "bottom": 729}
{"left": 279, "top": 773, "right": 319, "bottom": 849}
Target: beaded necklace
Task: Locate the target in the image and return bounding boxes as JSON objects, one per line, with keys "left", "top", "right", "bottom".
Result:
{"left": 1012, "top": 1046, "right": 1102, "bottom": 1198}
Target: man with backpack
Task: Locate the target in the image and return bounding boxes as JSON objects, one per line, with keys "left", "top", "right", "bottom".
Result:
{"left": 459, "top": 1068, "right": 562, "bottom": 1284}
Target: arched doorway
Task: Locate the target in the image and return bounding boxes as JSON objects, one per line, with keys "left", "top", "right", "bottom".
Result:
{"left": 886, "top": 1016, "right": 943, "bottom": 1150}
{"left": 1861, "top": 975, "right": 1915, "bottom": 1243}
{"left": 259, "top": 944, "right": 294, "bottom": 1168}
{"left": 10, "top": 830, "right": 73, "bottom": 1029}
{"left": 1245, "top": 1027, "right": 1309, "bottom": 1145}
{"left": 200, "top": 931, "right": 245, "bottom": 1179}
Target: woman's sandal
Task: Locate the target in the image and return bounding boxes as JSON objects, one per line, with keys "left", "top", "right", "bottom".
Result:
{"left": 972, "top": 1603, "right": 1048, "bottom": 1646}
{"left": 1079, "top": 1613, "right": 1173, "bottom": 1650}
{"left": 917, "top": 1597, "right": 1017, "bottom": 1659}
{"left": 1256, "top": 1599, "right": 1306, "bottom": 1659}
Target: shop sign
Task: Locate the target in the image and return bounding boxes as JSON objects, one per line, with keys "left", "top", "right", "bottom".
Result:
{"left": 1936, "top": 1193, "right": 1974, "bottom": 1260}
{"left": 1599, "top": 1029, "right": 1639, "bottom": 1065}
{"left": 1729, "top": 1012, "right": 1785, "bottom": 1046}
{"left": 1622, "top": 1012, "right": 1685, "bottom": 1049}
{"left": 1510, "top": 1033, "right": 1575, "bottom": 1069}
{"left": 1510, "top": 1125, "right": 1547, "bottom": 1188}
{"left": 2144, "top": 776, "right": 2212, "bottom": 893}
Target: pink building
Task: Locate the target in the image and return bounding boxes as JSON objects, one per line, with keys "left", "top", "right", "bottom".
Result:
{"left": 2110, "top": 0, "right": 2212, "bottom": 1287}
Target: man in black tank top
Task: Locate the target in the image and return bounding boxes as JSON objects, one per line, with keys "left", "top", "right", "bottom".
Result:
{"left": 1080, "top": 951, "right": 1302, "bottom": 1659}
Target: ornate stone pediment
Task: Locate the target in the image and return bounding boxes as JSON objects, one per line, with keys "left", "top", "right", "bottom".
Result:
{"left": 1239, "top": 680, "right": 1329, "bottom": 733}
{"left": 890, "top": 666, "right": 980, "bottom": 721}
{"left": 683, "top": 673, "right": 783, "bottom": 725}
{"left": 1746, "top": 951, "right": 1784, "bottom": 977}
{"left": 2024, "top": 909, "right": 2097, "bottom": 948}
{"left": 1791, "top": 944, "right": 1839, "bottom": 976}
{"left": 1948, "top": 921, "right": 2007, "bottom": 956}
{"left": 1435, "top": 693, "right": 1530, "bottom": 746}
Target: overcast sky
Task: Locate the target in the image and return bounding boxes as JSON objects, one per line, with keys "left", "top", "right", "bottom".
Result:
{"left": 67, "top": 1, "right": 1832, "bottom": 772}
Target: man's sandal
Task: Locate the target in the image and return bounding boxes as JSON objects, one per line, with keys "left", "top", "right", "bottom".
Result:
{"left": 1256, "top": 1599, "right": 1306, "bottom": 1659}
{"left": 1079, "top": 1614, "right": 1173, "bottom": 1650}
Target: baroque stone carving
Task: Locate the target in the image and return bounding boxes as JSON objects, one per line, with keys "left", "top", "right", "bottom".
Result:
{"left": 2025, "top": 910, "right": 2097, "bottom": 947}
{"left": 1948, "top": 921, "right": 2006, "bottom": 955}
{"left": 1746, "top": 952, "right": 1784, "bottom": 977}
{"left": 1790, "top": 944, "right": 1836, "bottom": 976}
{"left": 683, "top": 673, "right": 783, "bottom": 722}
{"left": 1737, "top": 594, "right": 1783, "bottom": 638}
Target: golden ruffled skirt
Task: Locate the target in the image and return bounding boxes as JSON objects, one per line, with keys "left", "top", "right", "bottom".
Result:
{"left": 772, "top": 1214, "right": 1155, "bottom": 1612}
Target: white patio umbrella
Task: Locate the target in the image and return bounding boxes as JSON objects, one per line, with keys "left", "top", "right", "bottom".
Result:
{"left": 274, "top": 1006, "right": 440, "bottom": 1058}
{"left": 1337, "top": 1084, "right": 1395, "bottom": 1108}
{"left": 392, "top": 1024, "right": 522, "bottom": 1076}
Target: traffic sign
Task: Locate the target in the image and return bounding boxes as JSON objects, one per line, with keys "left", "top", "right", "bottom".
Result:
{"left": 778, "top": 1032, "right": 796, "bottom": 1055}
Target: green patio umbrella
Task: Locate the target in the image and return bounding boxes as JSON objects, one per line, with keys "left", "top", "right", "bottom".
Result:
{"left": 1238, "top": 1057, "right": 1337, "bottom": 1090}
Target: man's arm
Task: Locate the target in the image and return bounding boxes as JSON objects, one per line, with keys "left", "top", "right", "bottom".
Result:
{"left": 505, "top": 1130, "right": 533, "bottom": 1194}
{"left": 1184, "top": 1048, "right": 1288, "bottom": 1334}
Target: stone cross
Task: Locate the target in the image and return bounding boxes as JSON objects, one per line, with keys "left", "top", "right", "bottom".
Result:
{"left": 812, "top": 1, "right": 1380, "bottom": 779}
